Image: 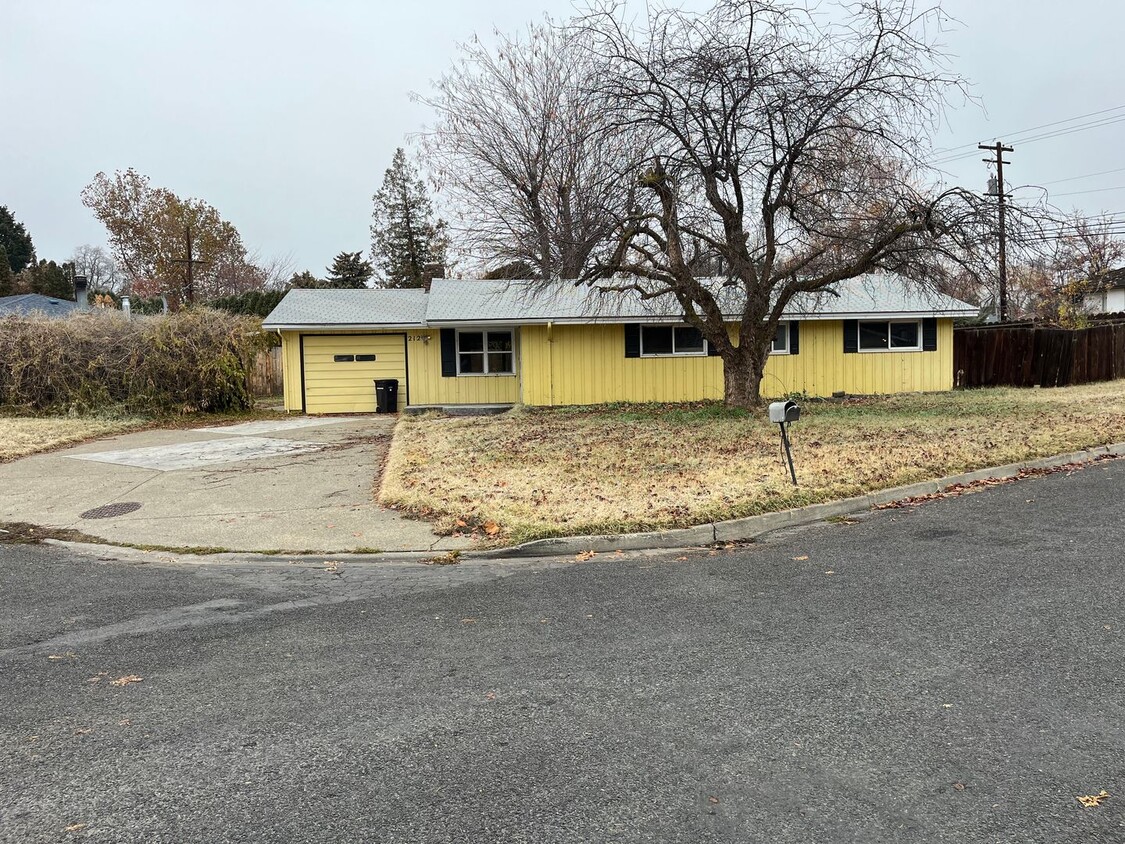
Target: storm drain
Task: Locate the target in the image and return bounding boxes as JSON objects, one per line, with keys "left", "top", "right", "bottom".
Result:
{"left": 80, "top": 502, "right": 143, "bottom": 520}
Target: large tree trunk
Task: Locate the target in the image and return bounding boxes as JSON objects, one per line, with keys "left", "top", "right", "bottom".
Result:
{"left": 720, "top": 343, "right": 769, "bottom": 409}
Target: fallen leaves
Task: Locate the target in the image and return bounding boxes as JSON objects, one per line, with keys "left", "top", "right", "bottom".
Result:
{"left": 64, "top": 823, "right": 87, "bottom": 833}
{"left": 109, "top": 675, "right": 144, "bottom": 687}
{"left": 793, "top": 555, "right": 809, "bottom": 561}
{"left": 575, "top": 550, "right": 597, "bottom": 561}
{"left": 1077, "top": 790, "right": 1110, "bottom": 808}
{"left": 47, "top": 652, "right": 78, "bottom": 661}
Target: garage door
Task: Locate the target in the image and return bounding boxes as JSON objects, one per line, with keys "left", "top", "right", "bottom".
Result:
{"left": 302, "top": 334, "right": 407, "bottom": 414}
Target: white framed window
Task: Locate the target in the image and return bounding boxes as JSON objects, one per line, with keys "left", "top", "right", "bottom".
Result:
{"left": 641, "top": 324, "right": 707, "bottom": 356}
{"left": 457, "top": 329, "right": 514, "bottom": 375}
{"left": 771, "top": 321, "right": 789, "bottom": 355}
{"left": 858, "top": 319, "right": 922, "bottom": 352}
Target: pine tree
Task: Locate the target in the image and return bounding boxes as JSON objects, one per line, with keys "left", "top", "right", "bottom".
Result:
{"left": 0, "top": 246, "right": 12, "bottom": 297}
{"left": 325, "top": 251, "right": 373, "bottom": 288}
{"left": 0, "top": 206, "right": 35, "bottom": 273}
{"left": 370, "top": 149, "right": 446, "bottom": 288}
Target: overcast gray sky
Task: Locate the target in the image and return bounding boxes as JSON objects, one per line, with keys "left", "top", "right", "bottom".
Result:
{"left": 4, "top": 0, "right": 1124, "bottom": 276}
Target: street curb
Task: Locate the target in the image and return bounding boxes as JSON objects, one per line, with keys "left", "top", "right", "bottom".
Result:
{"left": 465, "top": 441, "right": 1125, "bottom": 559}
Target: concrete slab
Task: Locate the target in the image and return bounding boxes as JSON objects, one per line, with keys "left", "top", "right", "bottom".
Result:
{"left": 0, "top": 416, "right": 471, "bottom": 554}
{"left": 71, "top": 436, "right": 326, "bottom": 471}
{"left": 194, "top": 417, "right": 360, "bottom": 436}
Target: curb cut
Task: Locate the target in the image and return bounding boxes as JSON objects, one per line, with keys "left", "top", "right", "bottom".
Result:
{"left": 466, "top": 442, "right": 1125, "bottom": 559}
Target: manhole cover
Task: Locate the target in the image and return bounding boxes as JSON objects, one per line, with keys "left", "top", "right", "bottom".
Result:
{"left": 80, "top": 502, "right": 143, "bottom": 520}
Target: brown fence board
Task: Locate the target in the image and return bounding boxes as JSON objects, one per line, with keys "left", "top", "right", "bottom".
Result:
{"left": 955, "top": 324, "right": 1125, "bottom": 389}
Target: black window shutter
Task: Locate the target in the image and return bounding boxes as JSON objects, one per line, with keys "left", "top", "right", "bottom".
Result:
{"left": 624, "top": 324, "right": 641, "bottom": 358}
{"left": 843, "top": 319, "right": 859, "bottom": 354}
{"left": 922, "top": 317, "right": 938, "bottom": 351}
{"left": 788, "top": 321, "right": 800, "bottom": 355}
{"left": 440, "top": 328, "right": 457, "bottom": 376}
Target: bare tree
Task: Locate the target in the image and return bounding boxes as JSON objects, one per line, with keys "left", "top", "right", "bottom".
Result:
{"left": 416, "top": 20, "right": 630, "bottom": 279}
{"left": 69, "top": 244, "right": 123, "bottom": 293}
{"left": 574, "top": 0, "right": 1007, "bottom": 406}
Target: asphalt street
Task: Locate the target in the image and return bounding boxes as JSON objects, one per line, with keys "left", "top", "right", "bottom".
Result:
{"left": 1, "top": 459, "right": 1124, "bottom": 843}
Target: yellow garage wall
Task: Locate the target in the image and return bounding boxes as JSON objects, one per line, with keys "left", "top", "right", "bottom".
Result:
{"left": 404, "top": 329, "right": 521, "bottom": 406}
{"left": 520, "top": 319, "right": 955, "bottom": 405}
{"left": 280, "top": 331, "right": 303, "bottom": 412}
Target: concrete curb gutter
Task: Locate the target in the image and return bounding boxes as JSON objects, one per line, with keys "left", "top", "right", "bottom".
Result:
{"left": 33, "top": 441, "right": 1125, "bottom": 565}
{"left": 468, "top": 442, "right": 1125, "bottom": 559}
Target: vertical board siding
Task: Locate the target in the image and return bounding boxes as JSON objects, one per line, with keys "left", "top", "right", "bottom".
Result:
{"left": 406, "top": 329, "right": 521, "bottom": 406}
{"left": 520, "top": 320, "right": 954, "bottom": 405}
{"left": 280, "top": 331, "right": 303, "bottom": 412}
{"left": 279, "top": 321, "right": 956, "bottom": 410}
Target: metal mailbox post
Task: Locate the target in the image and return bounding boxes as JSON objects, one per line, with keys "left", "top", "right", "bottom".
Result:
{"left": 768, "top": 400, "right": 801, "bottom": 485}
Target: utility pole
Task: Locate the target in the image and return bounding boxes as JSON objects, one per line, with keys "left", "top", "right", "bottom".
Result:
{"left": 980, "top": 141, "right": 1014, "bottom": 322}
{"left": 171, "top": 225, "right": 210, "bottom": 305}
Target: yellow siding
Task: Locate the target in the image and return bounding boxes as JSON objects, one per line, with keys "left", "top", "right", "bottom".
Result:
{"left": 405, "top": 329, "right": 520, "bottom": 406}
{"left": 520, "top": 319, "right": 955, "bottom": 405}
{"left": 278, "top": 321, "right": 955, "bottom": 410}
{"left": 280, "top": 331, "right": 303, "bottom": 412}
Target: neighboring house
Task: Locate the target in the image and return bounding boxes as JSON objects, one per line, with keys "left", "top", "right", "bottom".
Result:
{"left": 0, "top": 293, "right": 81, "bottom": 318}
{"left": 262, "top": 275, "right": 977, "bottom": 414}
{"left": 1082, "top": 268, "right": 1125, "bottom": 314}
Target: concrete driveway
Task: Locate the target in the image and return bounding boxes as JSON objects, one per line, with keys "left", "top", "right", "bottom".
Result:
{"left": 0, "top": 416, "right": 468, "bottom": 554}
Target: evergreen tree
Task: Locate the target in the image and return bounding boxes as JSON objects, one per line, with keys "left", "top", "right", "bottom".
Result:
{"left": 370, "top": 148, "right": 447, "bottom": 288}
{"left": 288, "top": 270, "right": 324, "bottom": 289}
{"left": 325, "top": 251, "right": 373, "bottom": 288}
{"left": 0, "top": 246, "right": 12, "bottom": 297}
{"left": 28, "top": 260, "right": 74, "bottom": 299}
{"left": 0, "top": 206, "right": 35, "bottom": 273}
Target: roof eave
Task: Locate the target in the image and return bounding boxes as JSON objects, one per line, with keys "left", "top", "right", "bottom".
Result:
{"left": 262, "top": 322, "right": 428, "bottom": 331}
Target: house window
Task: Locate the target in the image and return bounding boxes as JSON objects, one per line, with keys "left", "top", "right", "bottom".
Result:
{"left": 457, "top": 330, "right": 514, "bottom": 374}
{"left": 858, "top": 320, "right": 921, "bottom": 351}
{"left": 641, "top": 325, "right": 707, "bottom": 356}
{"left": 771, "top": 321, "right": 789, "bottom": 354}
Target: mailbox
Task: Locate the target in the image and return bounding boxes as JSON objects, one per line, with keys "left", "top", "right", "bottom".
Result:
{"left": 768, "top": 399, "right": 801, "bottom": 424}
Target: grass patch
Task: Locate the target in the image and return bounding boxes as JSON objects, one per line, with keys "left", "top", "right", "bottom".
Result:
{"left": 379, "top": 382, "right": 1125, "bottom": 544}
{"left": 0, "top": 414, "right": 148, "bottom": 462}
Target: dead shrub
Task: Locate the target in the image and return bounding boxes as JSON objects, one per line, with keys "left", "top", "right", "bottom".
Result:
{"left": 0, "top": 310, "right": 271, "bottom": 414}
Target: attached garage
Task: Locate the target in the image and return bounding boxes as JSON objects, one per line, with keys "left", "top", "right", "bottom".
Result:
{"left": 301, "top": 333, "right": 408, "bottom": 414}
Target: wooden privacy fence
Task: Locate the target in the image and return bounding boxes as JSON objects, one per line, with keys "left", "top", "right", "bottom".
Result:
{"left": 248, "top": 346, "right": 284, "bottom": 397}
{"left": 954, "top": 323, "right": 1125, "bottom": 388}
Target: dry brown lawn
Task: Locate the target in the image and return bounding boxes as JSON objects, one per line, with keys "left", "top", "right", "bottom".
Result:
{"left": 0, "top": 415, "right": 148, "bottom": 462}
{"left": 380, "top": 381, "right": 1125, "bottom": 543}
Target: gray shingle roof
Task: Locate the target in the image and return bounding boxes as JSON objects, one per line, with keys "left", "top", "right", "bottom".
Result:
{"left": 262, "top": 288, "right": 429, "bottom": 329}
{"left": 0, "top": 294, "right": 81, "bottom": 318}
{"left": 261, "top": 274, "right": 977, "bottom": 329}
{"left": 425, "top": 274, "right": 977, "bottom": 323}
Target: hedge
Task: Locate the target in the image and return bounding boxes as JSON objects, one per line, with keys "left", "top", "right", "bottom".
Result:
{"left": 0, "top": 310, "right": 271, "bottom": 414}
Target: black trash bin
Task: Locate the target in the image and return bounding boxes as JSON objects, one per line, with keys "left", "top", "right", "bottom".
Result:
{"left": 374, "top": 379, "right": 399, "bottom": 413}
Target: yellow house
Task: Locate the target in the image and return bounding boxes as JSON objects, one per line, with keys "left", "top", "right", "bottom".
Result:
{"left": 261, "top": 276, "right": 977, "bottom": 414}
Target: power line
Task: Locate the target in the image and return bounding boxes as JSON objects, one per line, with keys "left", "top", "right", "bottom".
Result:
{"left": 1039, "top": 166, "right": 1125, "bottom": 186}
{"left": 930, "top": 103, "right": 1125, "bottom": 156}
{"left": 929, "top": 112, "right": 1125, "bottom": 167}
{"left": 1050, "top": 184, "right": 1125, "bottom": 198}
